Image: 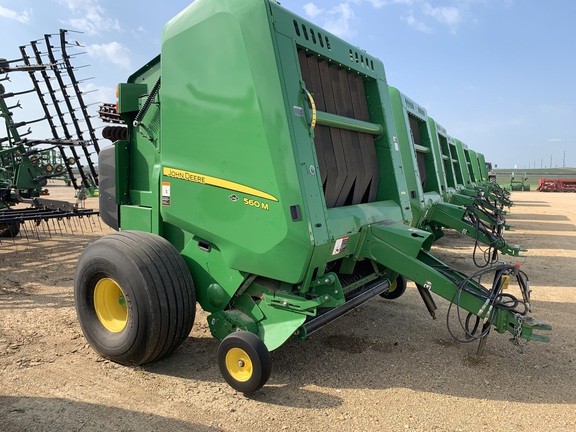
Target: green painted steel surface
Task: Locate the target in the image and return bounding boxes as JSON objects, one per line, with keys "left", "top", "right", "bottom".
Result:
{"left": 388, "top": 86, "right": 443, "bottom": 227}
{"left": 160, "top": 0, "right": 308, "bottom": 284}
{"left": 467, "top": 148, "right": 483, "bottom": 185}
{"left": 427, "top": 117, "right": 456, "bottom": 199}
{"left": 476, "top": 152, "right": 489, "bottom": 182}
{"left": 454, "top": 139, "right": 473, "bottom": 188}
{"left": 447, "top": 135, "right": 465, "bottom": 189}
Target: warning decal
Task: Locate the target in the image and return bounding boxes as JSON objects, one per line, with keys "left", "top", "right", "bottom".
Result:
{"left": 162, "top": 182, "right": 171, "bottom": 206}
{"left": 332, "top": 236, "right": 350, "bottom": 256}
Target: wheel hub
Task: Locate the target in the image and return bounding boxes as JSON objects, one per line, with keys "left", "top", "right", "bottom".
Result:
{"left": 93, "top": 277, "right": 128, "bottom": 332}
{"left": 225, "top": 347, "right": 253, "bottom": 382}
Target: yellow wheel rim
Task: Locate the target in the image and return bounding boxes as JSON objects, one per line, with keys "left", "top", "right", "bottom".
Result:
{"left": 94, "top": 278, "right": 128, "bottom": 332}
{"left": 389, "top": 278, "right": 398, "bottom": 293}
{"left": 225, "top": 347, "right": 253, "bottom": 382}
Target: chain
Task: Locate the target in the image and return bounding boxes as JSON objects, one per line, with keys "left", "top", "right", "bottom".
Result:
{"left": 510, "top": 314, "right": 524, "bottom": 353}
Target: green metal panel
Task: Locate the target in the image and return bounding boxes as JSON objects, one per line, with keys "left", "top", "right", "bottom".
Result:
{"left": 387, "top": 86, "right": 442, "bottom": 227}
{"left": 445, "top": 135, "right": 464, "bottom": 189}
{"left": 476, "top": 152, "right": 489, "bottom": 181}
{"left": 120, "top": 205, "right": 152, "bottom": 231}
{"left": 114, "top": 140, "right": 130, "bottom": 205}
{"left": 427, "top": 117, "right": 457, "bottom": 198}
{"left": 388, "top": 87, "right": 423, "bottom": 224}
{"left": 117, "top": 56, "right": 162, "bottom": 235}
{"left": 453, "top": 138, "right": 472, "bottom": 187}
{"left": 466, "top": 147, "right": 482, "bottom": 185}
{"left": 462, "top": 143, "right": 481, "bottom": 186}
{"left": 159, "top": 0, "right": 313, "bottom": 287}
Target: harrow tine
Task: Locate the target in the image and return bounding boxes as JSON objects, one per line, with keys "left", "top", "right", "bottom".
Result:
{"left": 11, "top": 116, "right": 47, "bottom": 129}
{"left": 0, "top": 88, "right": 36, "bottom": 99}
{"left": 7, "top": 101, "right": 22, "bottom": 110}
{"left": 29, "top": 220, "right": 38, "bottom": 238}
{"left": 56, "top": 218, "right": 64, "bottom": 236}
{"left": 72, "top": 216, "right": 80, "bottom": 234}
{"left": 50, "top": 218, "right": 59, "bottom": 236}
{"left": 89, "top": 215, "right": 97, "bottom": 232}
{"left": 42, "top": 220, "right": 49, "bottom": 238}
{"left": 32, "top": 220, "right": 40, "bottom": 241}
{"left": 66, "top": 217, "right": 74, "bottom": 235}
{"left": 21, "top": 221, "right": 30, "bottom": 241}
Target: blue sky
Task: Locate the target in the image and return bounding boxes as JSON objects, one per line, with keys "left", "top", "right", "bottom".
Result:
{"left": 1, "top": 0, "right": 574, "bottom": 169}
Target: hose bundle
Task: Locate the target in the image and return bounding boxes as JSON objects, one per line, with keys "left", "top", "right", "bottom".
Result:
{"left": 443, "top": 263, "right": 530, "bottom": 343}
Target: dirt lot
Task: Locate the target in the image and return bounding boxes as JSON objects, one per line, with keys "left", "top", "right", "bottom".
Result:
{"left": 1, "top": 186, "right": 575, "bottom": 432}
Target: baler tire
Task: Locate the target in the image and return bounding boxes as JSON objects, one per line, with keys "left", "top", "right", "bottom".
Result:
{"left": 218, "top": 331, "right": 271, "bottom": 393}
{"left": 74, "top": 231, "right": 196, "bottom": 366}
{"left": 380, "top": 275, "right": 407, "bottom": 300}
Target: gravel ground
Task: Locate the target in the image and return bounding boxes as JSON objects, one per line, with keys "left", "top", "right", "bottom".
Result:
{"left": 1, "top": 185, "right": 575, "bottom": 431}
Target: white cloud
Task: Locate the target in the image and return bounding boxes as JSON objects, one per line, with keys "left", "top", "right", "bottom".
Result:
{"left": 306, "top": 0, "right": 504, "bottom": 39}
{"left": 369, "top": 0, "right": 473, "bottom": 33}
{"left": 422, "top": 3, "right": 463, "bottom": 28}
{"left": 80, "top": 83, "right": 116, "bottom": 105}
{"left": 303, "top": 2, "right": 357, "bottom": 39}
{"left": 0, "top": 5, "right": 30, "bottom": 24}
{"left": 368, "top": 0, "right": 414, "bottom": 7}
{"left": 59, "top": 0, "right": 120, "bottom": 35}
{"left": 404, "top": 14, "right": 432, "bottom": 33}
{"left": 303, "top": 3, "right": 322, "bottom": 18}
{"left": 324, "top": 3, "right": 356, "bottom": 39}
{"left": 86, "top": 42, "right": 132, "bottom": 70}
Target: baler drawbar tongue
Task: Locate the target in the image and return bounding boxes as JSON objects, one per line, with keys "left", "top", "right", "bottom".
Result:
{"left": 358, "top": 222, "right": 551, "bottom": 345}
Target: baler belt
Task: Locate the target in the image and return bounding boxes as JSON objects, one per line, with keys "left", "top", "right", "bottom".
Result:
{"left": 298, "top": 51, "right": 379, "bottom": 208}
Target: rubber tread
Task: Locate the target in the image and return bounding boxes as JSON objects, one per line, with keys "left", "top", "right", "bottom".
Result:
{"left": 74, "top": 231, "right": 195, "bottom": 365}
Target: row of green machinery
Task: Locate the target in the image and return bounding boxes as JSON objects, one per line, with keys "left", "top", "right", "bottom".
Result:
{"left": 74, "top": 0, "right": 550, "bottom": 393}
{"left": 0, "top": 30, "right": 101, "bottom": 238}
{"left": 387, "top": 87, "right": 519, "bottom": 267}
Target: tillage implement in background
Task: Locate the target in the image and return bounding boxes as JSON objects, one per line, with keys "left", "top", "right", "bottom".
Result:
{"left": 1, "top": 30, "right": 101, "bottom": 240}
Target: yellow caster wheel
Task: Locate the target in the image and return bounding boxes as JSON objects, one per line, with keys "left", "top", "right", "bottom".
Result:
{"left": 218, "top": 331, "right": 271, "bottom": 393}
